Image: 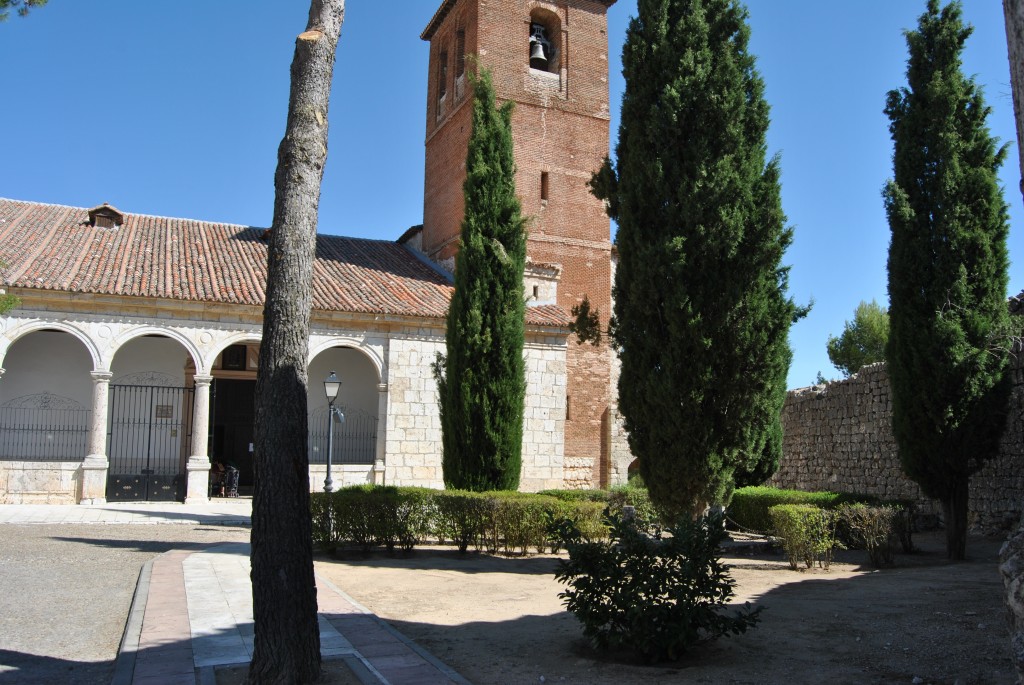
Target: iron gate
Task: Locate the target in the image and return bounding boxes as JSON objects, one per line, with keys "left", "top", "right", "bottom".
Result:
{"left": 106, "top": 384, "right": 194, "bottom": 501}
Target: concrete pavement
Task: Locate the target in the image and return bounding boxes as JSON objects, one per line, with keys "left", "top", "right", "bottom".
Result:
{"left": 0, "top": 501, "right": 469, "bottom": 684}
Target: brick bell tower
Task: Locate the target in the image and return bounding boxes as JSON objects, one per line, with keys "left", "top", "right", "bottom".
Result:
{"left": 420, "top": 0, "right": 617, "bottom": 488}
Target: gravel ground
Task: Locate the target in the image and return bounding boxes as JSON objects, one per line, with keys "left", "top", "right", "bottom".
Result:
{"left": 0, "top": 523, "right": 250, "bottom": 685}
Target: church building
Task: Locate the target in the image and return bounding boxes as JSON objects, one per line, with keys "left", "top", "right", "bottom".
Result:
{"left": 0, "top": 0, "right": 629, "bottom": 505}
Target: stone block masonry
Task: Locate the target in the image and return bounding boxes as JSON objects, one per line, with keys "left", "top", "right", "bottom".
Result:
{"left": 383, "top": 329, "right": 569, "bottom": 491}
{"left": 772, "top": 360, "right": 1024, "bottom": 534}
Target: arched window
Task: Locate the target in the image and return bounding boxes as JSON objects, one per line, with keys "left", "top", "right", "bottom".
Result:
{"left": 528, "top": 11, "right": 560, "bottom": 74}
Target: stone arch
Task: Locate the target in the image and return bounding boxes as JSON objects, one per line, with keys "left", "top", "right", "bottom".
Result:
{"left": 1, "top": 320, "right": 101, "bottom": 370}
{"left": 308, "top": 338, "right": 384, "bottom": 384}
{"left": 307, "top": 343, "right": 383, "bottom": 477}
{"left": 207, "top": 332, "right": 263, "bottom": 375}
{"left": 110, "top": 326, "right": 201, "bottom": 372}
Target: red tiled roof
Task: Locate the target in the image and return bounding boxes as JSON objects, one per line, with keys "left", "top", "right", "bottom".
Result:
{"left": 0, "top": 199, "right": 570, "bottom": 327}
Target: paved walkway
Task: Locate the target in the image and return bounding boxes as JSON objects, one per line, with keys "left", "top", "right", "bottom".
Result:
{"left": 0, "top": 502, "right": 469, "bottom": 684}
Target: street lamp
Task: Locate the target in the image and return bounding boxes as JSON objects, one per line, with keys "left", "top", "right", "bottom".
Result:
{"left": 323, "top": 371, "right": 342, "bottom": 493}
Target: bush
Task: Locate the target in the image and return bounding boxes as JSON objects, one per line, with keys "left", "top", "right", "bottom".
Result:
{"left": 310, "top": 486, "right": 611, "bottom": 555}
{"left": 375, "top": 487, "right": 434, "bottom": 552}
{"left": 607, "top": 481, "right": 658, "bottom": 531}
{"left": 554, "top": 510, "right": 762, "bottom": 663}
{"left": 537, "top": 489, "right": 611, "bottom": 503}
{"left": 836, "top": 503, "right": 900, "bottom": 567}
{"left": 768, "top": 504, "right": 840, "bottom": 570}
{"left": 729, "top": 487, "right": 861, "bottom": 534}
{"left": 432, "top": 490, "right": 488, "bottom": 552}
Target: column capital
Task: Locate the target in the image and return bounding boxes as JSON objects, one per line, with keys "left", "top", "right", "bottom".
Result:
{"left": 377, "top": 383, "right": 389, "bottom": 393}
{"left": 90, "top": 370, "right": 113, "bottom": 383}
{"left": 193, "top": 374, "right": 214, "bottom": 386}
{"left": 0, "top": 368, "right": 5, "bottom": 381}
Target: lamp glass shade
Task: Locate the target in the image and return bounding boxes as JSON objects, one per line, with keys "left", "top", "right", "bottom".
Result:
{"left": 324, "top": 371, "right": 341, "bottom": 402}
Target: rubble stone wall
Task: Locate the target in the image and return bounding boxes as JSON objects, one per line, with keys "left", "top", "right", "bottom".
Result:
{"left": 772, "top": 360, "right": 1024, "bottom": 534}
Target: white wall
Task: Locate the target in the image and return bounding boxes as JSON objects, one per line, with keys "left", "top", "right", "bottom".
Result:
{"left": 110, "top": 336, "right": 191, "bottom": 385}
{"left": 0, "top": 331, "right": 93, "bottom": 408}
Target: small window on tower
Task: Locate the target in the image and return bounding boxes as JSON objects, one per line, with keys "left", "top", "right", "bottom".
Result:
{"left": 456, "top": 30, "right": 466, "bottom": 78}
{"left": 532, "top": 285, "right": 540, "bottom": 299}
{"left": 438, "top": 50, "right": 449, "bottom": 100}
{"left": 540, "top": 172, "right": 549, "bottom": 205}
{"left": 566, "top": 395, "right": 572, "bottom": 420}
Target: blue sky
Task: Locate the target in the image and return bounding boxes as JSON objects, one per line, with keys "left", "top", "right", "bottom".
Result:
{"left": 1, "top": 1, "right": 1020, "bottom": 389}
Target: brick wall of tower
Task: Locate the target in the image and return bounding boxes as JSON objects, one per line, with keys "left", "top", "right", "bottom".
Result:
{"left": 423, "top": 0, "right": 478, "bottom": 261}
{"left": 422, "top": 0, "right": 616, "bottom": 487}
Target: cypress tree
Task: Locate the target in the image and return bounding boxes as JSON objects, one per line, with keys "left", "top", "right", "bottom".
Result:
{"left": 592, "top": 0, "right": 799, "bottom": 520}
{"left": 884, "top": 0, "right": 1012, "bottom": 560}
{"left": 434, "top": 68, "right": 527, "bottom": 491}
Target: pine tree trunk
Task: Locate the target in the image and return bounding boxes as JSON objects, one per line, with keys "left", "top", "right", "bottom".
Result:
{"left": 943, "top": 478, "right": 970, "bottom": 561}
{"left": 248, "top": 2, "right": 344, "bottom": 683}
{"left": 1005, "top": 0, "right": 1024, "bottom": 202}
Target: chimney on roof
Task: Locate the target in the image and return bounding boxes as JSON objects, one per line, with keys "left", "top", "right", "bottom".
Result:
{"left": 88, "top": 202, "right": 124, "bottom": 229}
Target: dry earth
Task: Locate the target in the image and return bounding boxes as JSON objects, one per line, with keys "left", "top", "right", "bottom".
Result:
{"left": 314, "top": 531, "right": 1013, "bottom": 685}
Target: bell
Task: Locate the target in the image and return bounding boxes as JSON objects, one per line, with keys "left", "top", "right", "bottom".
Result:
{"left": 530, "top": 40, "right": 547, "bottom": 70}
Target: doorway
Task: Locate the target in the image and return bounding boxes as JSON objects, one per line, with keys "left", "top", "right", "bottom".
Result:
{"left": 211, "top": 378, "right": 256, "bottom": 494}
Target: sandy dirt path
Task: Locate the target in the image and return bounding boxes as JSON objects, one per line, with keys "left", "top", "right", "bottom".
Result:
{"left": 315, "top": 531, "right": 1012, "bottom": 685}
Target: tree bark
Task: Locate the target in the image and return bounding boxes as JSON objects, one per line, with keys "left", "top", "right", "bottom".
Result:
{"left": 248, "top": 2, "right": 344, "bottom": 683}
{"left": 1005, "top": 0, "right": 1024, "bottom": 203}
{"left": 943, "top": 478, "right": 970, "bottom": 561}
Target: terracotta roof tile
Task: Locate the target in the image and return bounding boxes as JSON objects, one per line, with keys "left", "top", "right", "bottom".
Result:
{"left": 0, "top": 199, "right": 570, "bottom": 328}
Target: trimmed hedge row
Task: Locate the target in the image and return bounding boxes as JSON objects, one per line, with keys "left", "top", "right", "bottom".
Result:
{"left": 728, "top": 486, "right": 879, "bottom": 534}
{"left": 767, "top": 501, "right": 914, "bottom": 569}
{"left": 310, "top": 485, "right": 607, "bottom": 555}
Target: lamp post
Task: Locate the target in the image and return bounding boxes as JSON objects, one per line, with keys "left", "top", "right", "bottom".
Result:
{"left": 324, "top": 371, "right": 342, "bottom": 493}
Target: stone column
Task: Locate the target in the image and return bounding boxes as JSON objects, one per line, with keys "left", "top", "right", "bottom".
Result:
{"left": 185, "top": 374, "right": 213, "bottom": 504}
{"left": 79, "top": 371, "right": 111, "bottom": 505}
{"left": 372, "top": 382, "right": 388, "bottom": 485}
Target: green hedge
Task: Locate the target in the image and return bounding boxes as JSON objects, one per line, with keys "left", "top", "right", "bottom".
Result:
{"left": 537, "top": 489, "right": 611, "bottom": 503}
{"left": 768, "top": 504, "right": 841, "bottom": 570}
{"left": 311, "top": 486, "right": 607, "bottom": 555}
{"left": 728, "top": 486, "right": 865, "bottom": 534}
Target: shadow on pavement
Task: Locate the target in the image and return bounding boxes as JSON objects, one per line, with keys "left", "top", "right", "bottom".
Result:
{"left": 0, "top": 648, "right": 113, "bottom": 685}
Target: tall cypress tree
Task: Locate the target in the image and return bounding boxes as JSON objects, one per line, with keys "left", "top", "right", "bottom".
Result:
{"left": 885, "top": 0, "right": 1011, "bottom": 561}
{"left": 434, "top": 68, "right": 527, "bottom": 491}
{"left": 591, "top": 0, "right": 799, "bottom": 520}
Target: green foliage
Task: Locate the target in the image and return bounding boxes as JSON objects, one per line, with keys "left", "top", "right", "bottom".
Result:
{"left": 434, "top": 67, "right": 527, "bottom": 492}
{"left": 311, "top": 486, "right": 433, "bottom": 553}
{"left": 593, "top": 0, "right": 800, "bottom": 520}
{"left": 0, "top": 0, "right": 46, "bottom": 21}
{"left": 768, "top": 505, "right": 840, "bottom": 571}
{"left": 555, "top": 510, "right": 762, "bottom": 663}
{"left": 607, "top": 480, "right": 658, "bottom": 531}
{"left": 432, "top": 490, "right": 489, "bottom": 552}
{"left": 537, "top": 489, "right": 611, "bottom": 503}
{"left": 569, "top": 295, "right": 602, "bottom": 346}
{"left": 728, "top": 486, "right": 857, "bottom": 534}
{"left": 0, "top": 262, "right": 19, "bottom": 316}
{"left": 311, "top": 487, "right": 606, "bottom": 555}
{"left": 0, "top": 293, "right": 17, "bottom": 316}
{"left": 884, "top": 0, "right": 1012, "bottom": 560}
{"left": 826, "top": 300, "right": 889, "bottom": 378}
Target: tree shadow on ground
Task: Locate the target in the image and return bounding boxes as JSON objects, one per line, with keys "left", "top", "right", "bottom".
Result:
{"left": 0, "top": 648, "right": 113, "bottom": 685}
{"left": 329, "top": 533, "right": 1012, "bottom": 684}
{"left": 317, "top": 545, "right": 562, "bottom": 576}
{"left": 49, "top": 534, "right": 250, "bottom": 555}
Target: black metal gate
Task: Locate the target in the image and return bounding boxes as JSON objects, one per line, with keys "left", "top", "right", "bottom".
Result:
{"left": 106, "top": 384, "right": 194, "bottom": 501}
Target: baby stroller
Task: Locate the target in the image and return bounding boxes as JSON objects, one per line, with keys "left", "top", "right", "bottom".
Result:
{"left": 224, "top": 465, "right": 240, "bottom": 498}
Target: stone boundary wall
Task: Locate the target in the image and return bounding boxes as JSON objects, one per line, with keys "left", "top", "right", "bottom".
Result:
{"left": 771, "top": 360, "right": 1024, "bottom": 534}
